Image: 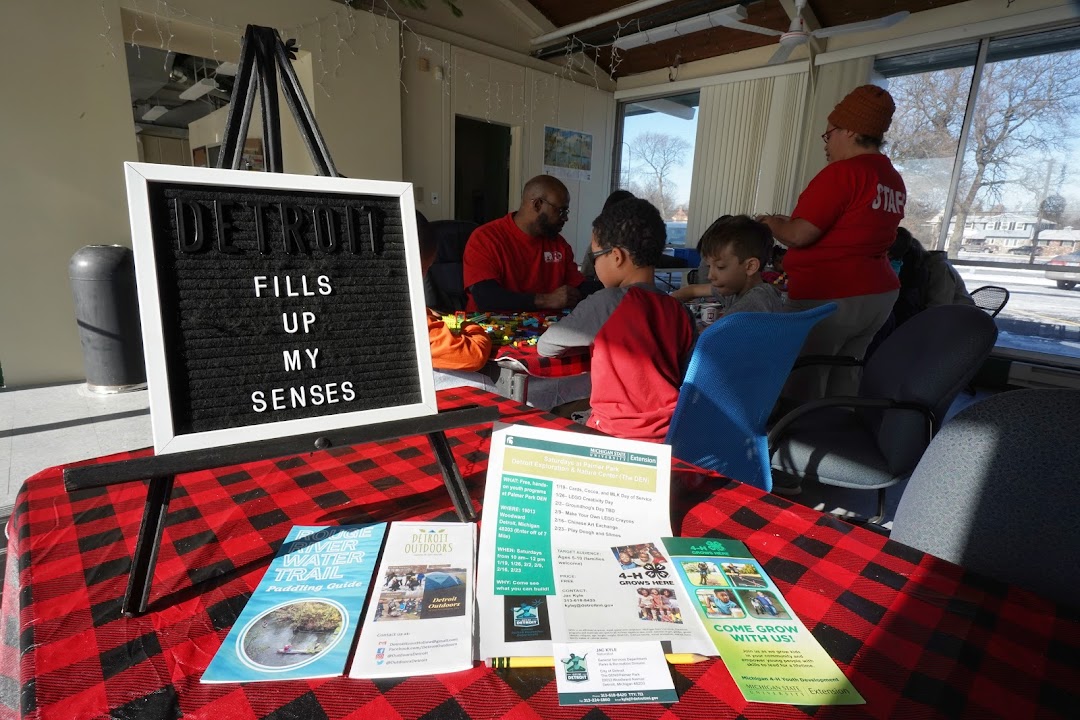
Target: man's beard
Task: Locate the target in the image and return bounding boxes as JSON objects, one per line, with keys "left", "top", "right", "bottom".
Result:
{"left": 536, "top": 215, "right": 563, "bottom": 238}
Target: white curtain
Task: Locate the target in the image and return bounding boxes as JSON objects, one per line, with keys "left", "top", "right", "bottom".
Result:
{"left": 686, "top": 71, "right": 809, "bottom": 246}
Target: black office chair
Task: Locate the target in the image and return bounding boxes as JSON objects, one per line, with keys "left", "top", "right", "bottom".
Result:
{"left": 891, "top": 389, "right": 1080, "bottom": 608}
{"left": 424, "top": 220, "right": 478, "bottom": 312}
{"left": 768, "top": 304, "right": 999, "bottom": 524}
{"left": 970, "top": 285, "right": 1009, "bottom": 318}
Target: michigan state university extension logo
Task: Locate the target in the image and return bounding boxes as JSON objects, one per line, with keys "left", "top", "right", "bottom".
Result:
{"left": 560, "top": 653, "right": 589, "bottom": 682}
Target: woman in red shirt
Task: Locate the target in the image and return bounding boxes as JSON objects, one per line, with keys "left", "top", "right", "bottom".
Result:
{"left": 760, "top": 85, "right": 904, "bottom": 402}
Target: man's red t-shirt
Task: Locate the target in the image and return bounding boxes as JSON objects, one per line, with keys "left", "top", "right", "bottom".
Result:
{"left": 462, "top": 213, "right": 584, "bottom": 310}
{"left": 787, "top": 153, "right": 905, "bottom": 300}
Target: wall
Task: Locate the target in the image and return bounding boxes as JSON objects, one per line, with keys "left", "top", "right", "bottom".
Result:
{"left": 401, "top": 38, "right": 615, "bottom": 260}
{"left": 0, "top": 0, "right": 401, "bottom": 387}
{"left": 0, "top": 0, "right": 138, "bottom": 387}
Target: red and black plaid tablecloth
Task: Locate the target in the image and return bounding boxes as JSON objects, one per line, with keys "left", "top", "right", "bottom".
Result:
{"left": 493, "top": 344, "right": 588, "bottom": 378}
{"left": 1, "top": 387, "right": 1077, "bottom": 719}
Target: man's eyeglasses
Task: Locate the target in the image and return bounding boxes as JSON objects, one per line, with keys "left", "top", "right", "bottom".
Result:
{"left": 540, "top": 198, "right": 571, "bottom": 219}
{"left": 821, "top": 127, "right": 838, "bottom": 143}
{"left": 588, "top": 247, "right": 616, "bottom": 261}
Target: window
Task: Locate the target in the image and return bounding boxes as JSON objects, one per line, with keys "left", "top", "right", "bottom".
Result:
{"left": 879, "top": 26, "right": 1080, "bottom": 363}
{"left": 613, "top": 91, "right": 700, "bottom": 225}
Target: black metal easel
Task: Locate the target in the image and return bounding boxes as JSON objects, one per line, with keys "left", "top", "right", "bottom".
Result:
{"left": 65, "top": 26, "right": 493, "bottom": 617}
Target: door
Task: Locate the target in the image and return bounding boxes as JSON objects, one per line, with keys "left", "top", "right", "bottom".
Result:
{"left": 454, "top": 115, "right": 511, "bottom": 225}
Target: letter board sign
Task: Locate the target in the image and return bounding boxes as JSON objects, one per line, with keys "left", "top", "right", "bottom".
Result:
{"left": 124, "top": 163, "right": 436, "bottom": 454}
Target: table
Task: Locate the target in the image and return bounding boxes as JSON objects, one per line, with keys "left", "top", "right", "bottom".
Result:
{"left": 1, "top": 388, "right": 1077, "bottom": 719}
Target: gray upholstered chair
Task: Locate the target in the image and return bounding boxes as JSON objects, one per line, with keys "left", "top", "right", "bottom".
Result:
{"left": 768, "top": 304, "right": 998, "bottom": 523}
{"left": 891, "top": 389, "right": 1080, "bottom": 608}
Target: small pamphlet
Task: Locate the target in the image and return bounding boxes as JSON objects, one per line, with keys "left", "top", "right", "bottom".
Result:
{"left": 202, "top": 523, "right": 387, "bottom": 683}
{"left": 476, "top": 424, "right": 673, "bottom": 661}
{"left": 552, "top": 641, "right": 677, "bottom": 706}
{"left": 662, "top": 537, "right": 864, "bottom": 705}
{"left": 350, "top": 522, "right": 476, "bottom": 678}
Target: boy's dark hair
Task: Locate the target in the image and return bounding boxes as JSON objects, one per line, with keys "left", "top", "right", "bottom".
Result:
{"left": 592, "top": 197, "right": 666, "bottom": 267}
{"left": 415, "top": 211, "right": 437, "bottom": 264}
{"left": 696, "top": 214, "right": 772, "bottom": 266}
{"left": 602, "top": 189, "right": 635, "bottom": 213}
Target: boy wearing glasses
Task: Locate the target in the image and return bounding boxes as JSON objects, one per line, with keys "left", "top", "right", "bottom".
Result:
{"left": 463, "top": 175, "right": 597, "bottom": 311}
{"left": 537, "top": 198, "right": 696, "bottom": 442}
{"left": 671, "top": 215, "right": 783, "bottom": 316}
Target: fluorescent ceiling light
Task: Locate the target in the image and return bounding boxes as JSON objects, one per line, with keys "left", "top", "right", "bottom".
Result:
{"left": 215, "top": 61, "right": 239, "bottom": 76}
{"left": 141, "top": 105, "right": 169, "bottom": 122}
{"left": 531, "top": 0, "right": 671, "bottom": 46}
{"left": 613, "top": 6, "right": 744, "bottom": 50}
{"left": 179, "top": 77, "right": 219, "bottom": 101}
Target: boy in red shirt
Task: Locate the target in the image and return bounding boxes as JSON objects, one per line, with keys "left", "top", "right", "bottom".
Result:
{"left": 536, "top": 199, "right": 696, "bottom": 442}
{"left": 418, "top": 216, "right": 492, "bottom": 371}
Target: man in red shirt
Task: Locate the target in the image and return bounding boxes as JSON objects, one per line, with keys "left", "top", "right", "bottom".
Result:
{"left": 760, "top": 85, "right": 904, "bottom": 403}
{"left": 463, "top": 175, "right": 597, "bottom": 311}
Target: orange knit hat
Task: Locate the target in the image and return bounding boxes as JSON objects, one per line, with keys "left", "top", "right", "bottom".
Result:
{"left": 827, "top": 85, "right": 895, "bottom": 140}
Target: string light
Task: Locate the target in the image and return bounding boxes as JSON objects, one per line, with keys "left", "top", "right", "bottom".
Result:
{"left": 111, "top": 0, "right": 627, "bottom": 129}
{"left": 98, "top": 0, "right": 117, "bottom": 58}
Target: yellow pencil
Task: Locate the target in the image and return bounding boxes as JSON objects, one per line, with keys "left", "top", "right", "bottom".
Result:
{"left": 486, "top": 653, "right": 711, "bottom": 669}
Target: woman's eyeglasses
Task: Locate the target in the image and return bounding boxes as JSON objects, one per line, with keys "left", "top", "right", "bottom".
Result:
{"left": 821, "top": 128, "right": 838, "bottom": 143}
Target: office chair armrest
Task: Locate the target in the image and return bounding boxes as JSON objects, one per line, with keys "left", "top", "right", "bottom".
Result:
{"left": 792, "top": 355, "right": 863, "bottom": 370}
{"left": 768, "top": 396, "right": 936, "bottom": 451}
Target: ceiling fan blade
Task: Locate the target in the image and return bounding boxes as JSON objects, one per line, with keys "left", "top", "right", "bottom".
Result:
{"left": 768, "top": 43, "right": 797, "bottom": 65}
{"left": 810, "top": 11, "right": 909, "bottom": 40}
{"left": 711, "top": 5, "right": 784, "bottom": 37}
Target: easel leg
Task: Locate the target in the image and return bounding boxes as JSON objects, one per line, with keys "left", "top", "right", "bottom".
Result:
{"left": 427, "top": 431, "right": 477, "bottom": 522}
{"left": 122, "top": 475, "right": 175, "bottom": 616}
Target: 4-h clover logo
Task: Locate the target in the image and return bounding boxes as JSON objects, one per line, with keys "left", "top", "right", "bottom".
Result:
{"left": 643, "top": 563, "right": 668, "bottom": 579}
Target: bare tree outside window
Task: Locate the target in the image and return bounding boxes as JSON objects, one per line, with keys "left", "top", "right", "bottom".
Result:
{"left": 889, "top": 50, "right": 1080, "bottom": 259}
{"left": 625, "top": 131, "right": 691, "bottom": 219}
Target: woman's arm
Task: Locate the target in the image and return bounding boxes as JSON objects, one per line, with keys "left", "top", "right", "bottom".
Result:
{"left": 759, "top": 214, "right": 823, "bottom": 249}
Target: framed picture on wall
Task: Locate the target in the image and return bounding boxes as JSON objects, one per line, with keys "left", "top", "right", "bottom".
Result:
{"left": 543, "top": 125, "right": 593, "bottom": 182}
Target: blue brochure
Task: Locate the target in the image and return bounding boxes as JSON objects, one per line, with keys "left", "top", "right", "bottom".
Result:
{"left": 203, "top": 523, "right": 387, "bottom": 682}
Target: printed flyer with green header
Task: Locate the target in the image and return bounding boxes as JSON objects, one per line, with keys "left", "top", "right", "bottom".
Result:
{"left": 477, "top": 424, "right": 673, "bottom": 661}
{"left": 662, "top": 537, "right": 864, "bottom": 705}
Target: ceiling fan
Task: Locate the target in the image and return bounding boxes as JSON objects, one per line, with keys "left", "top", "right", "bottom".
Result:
{"left": 716, "top": 0, "right": 910, "bottom": 65}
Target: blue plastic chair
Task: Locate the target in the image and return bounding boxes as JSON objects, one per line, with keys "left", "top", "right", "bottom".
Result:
{"left": 665, "top": 303, "right": 836, "bottom": 492}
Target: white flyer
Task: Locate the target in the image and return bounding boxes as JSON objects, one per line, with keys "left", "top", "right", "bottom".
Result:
{"left": 476, "top": 424, "right": 673, "bottom": 661}
{"left": 552, "top": 642, "right": 677, "bottom": 706}
{"left": 350, "top": 522, "right": 476, "bottom": 678}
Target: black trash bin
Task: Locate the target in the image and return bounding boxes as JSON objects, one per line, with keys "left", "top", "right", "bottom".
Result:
{"left": 69, "top": 245, "right": 147, "bottom": 393}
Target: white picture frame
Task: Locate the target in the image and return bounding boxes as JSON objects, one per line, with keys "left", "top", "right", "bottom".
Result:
{"left": 124, "top": 162, "right": 437, "bottom": 454}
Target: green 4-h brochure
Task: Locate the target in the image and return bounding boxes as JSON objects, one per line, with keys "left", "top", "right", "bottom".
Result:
{"left": 662, "top": 537, "right": 864, "bottom": 705}
{"left": 202, "top": 523, "right": 387, "bottom": 683}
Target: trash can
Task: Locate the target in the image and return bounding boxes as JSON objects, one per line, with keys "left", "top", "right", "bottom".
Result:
{"left": 69, "top": 245, "right": 147, "bottom": 393}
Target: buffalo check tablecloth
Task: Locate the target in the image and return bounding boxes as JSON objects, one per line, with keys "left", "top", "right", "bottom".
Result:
{"left": 1, "top": 387, "right": 1076, "bottom": 719}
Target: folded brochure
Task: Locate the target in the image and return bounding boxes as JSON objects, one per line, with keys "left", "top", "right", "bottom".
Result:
{"left": 202, "top": 523, "right": 386, "bottom": 683}
{"left": 350, "top": 522, "right": 476, "bottom": 678}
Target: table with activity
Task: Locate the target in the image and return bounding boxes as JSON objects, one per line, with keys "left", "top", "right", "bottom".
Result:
{"left": 1, "top": 387, "right": 1077, "bottom": 719}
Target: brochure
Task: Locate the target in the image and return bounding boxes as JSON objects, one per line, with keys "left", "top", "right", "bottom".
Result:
{"left": 202, "top": 523, "right": 387, "bottom": 683}
{"left": 476, "top": 424, "right": 673, "bottom": 660}
{"left": 662, "top": 537, "right": 864, "bottom": 705}
{"left": 547, "top": 536, "right": 863, "bottom": 705}
{"left": 350, "top": 522, "right": 476, "bottom": 678}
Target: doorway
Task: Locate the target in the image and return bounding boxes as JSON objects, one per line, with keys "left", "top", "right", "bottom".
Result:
{"left": 454, "top": 116, "right": 511, "bottom": 225}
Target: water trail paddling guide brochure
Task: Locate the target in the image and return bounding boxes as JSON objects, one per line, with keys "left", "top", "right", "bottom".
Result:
{"left": 202, "top": 524, "right": 387, "bottom": 682}
{"left": 477, "top": 424, "right": 675, "bottom": 661}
